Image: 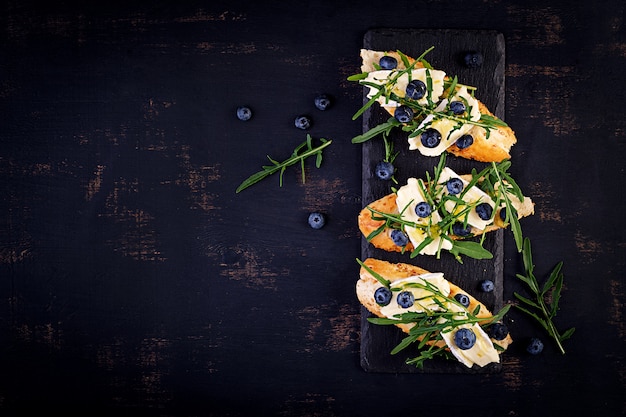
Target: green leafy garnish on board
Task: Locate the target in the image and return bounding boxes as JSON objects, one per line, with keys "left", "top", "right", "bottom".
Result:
{"left": 514, "top": 238, "right": 575, "bottom": 354}
{"left": 236, "top": 134, "right": 331, "bottom": 193}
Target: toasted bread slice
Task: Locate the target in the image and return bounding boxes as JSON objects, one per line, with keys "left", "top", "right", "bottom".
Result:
{"left": 358, "top": 172, "right": 535, "bottom": 256}
{"left": 357, "top": 49, "right": 516, "bottom": 162}
{"left": 357, "top": 258, "right": 512, "bottom": 368}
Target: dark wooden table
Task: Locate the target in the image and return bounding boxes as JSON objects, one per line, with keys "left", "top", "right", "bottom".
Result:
{"left": 1, "top": 1, "right": 624, "bottom": 416}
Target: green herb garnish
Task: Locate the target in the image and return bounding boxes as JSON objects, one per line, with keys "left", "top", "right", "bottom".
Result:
{"left": 235, "top": 134, "right": 332, "bottom": 193}
{"left": 514, "top": 238, "right": 575, "bottom": 354}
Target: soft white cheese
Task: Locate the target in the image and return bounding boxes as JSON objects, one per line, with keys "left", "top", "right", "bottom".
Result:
{"left": 362, "top": 68, "right": 447, "bottom": 109}
{"left": 395, "top": 178, "right": 452, "bottom": 255}
{"left": 380, "top": 273, "right": 450, "bottom": 318}
{"left": 438, "top": 167, "right": 495, "bottom": 231}
{"left": 439, "top": 301, "right": 500, "bottom": 368}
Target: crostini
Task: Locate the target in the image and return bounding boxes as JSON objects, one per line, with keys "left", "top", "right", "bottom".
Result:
{"left": 350, "top": 49, "right": 516, "bottom": 162}
{"left": 357, "top": 258, "right": 512, "bottom": 368}
{"left": 358, "top": 158, "right": 534, "bottom": 260}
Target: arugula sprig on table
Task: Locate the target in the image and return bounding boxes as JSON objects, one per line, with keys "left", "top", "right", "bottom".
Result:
{"left": 236, "top": 134, "right": 332, "bottom": 193}
{"left": 514, "top": 238, "right": 575, "bottom": 354}
{"left": 357, "top": 258, "right": 511, "bottom": 368}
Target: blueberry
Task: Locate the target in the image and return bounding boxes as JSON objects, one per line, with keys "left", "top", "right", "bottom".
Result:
{"left": 397, "top": 291, "right": 414, "bottom": 308}
{"left": 446, "top": 178, "right": 464, "bottom": 195}
{"left": 405, "top": 79, "right": 426, "bottom": 100}
{"left": 294, "top": 115, "right": 311, "bottom": 130}
{"left": 414, "top": 202, "right": 432, "bottom": 218}
{"left": 454, "top": 293, "right": 470, "bottom": 307}
{"left": 374, "top": 161, "right": 394, "bottom": 180}
{"left": 374, "top": 287, "right": 392, "bottom": 306}
{"left": 454, "top": 328, "right": 476, "bottom": 350}
{"left": 455, "top": 134, "right": 474, "bottom": 149}
{"left": 390, "top": 229, "right": 409, "bottom": 247}
{"left": 394, "top": 105, "right": 414, "bottom": 123}
{"left": 489, "top": 323, "right": 509, "bottom": 341}
{"left": 379, "top": 55, "right": 397, "bottom": 70}
{"left": 499, "top": 206, "right": 518, "bottom": 222}
{"left": 307, "top": 212, "right": 325, "bottom": 229}
{"left": 480, "top": 279, "right": 495, "bottom": 293}
{"left": 314, "top": 94, "right": 331, "bottom": 111}
{"left": 464, "top": 51, "right": 483, "bottom": 69}
{"left": 526, "top": 337, "right": 544, "bottom": 355}
{"left": 475, "top": 202, "right": 493, "bottom": 220}
{"left": 236, "top": 106, "right": 252, "bottom": 121}
{"left": 420, "top": 128, "right": 441, "bottom": 148}
{"left": 452, "top": 222, "right": 472, "bottom": 237}
{"left": 449, "top": 101, "right": 466, "bottom": 115}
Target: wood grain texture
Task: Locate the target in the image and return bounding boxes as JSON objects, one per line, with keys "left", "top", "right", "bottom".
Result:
{"left": 359, "top": 29, "right": 506, "bottom": 373}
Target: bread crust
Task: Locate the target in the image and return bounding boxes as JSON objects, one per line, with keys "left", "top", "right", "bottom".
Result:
{"left": 359, "top": 49, "right": 516, "bottom": 162}
{"left": 356, "top": 258, "right": 513, "bottom": 349}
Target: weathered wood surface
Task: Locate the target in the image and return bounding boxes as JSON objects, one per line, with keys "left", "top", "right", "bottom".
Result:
{"left": 0, "top": 2, "right": 624, "bottom": 416}
{"left": 359, "top": 29, "right": 506, "bottom": 373}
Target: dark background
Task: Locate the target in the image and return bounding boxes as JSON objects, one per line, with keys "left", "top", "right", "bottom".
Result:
{"left": 1, "top": 1, "right": 624, "bottom": 416}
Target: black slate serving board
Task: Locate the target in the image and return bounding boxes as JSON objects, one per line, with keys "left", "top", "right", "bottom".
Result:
{"left": 359, "top": 28, "right": 507, "bottom": 373}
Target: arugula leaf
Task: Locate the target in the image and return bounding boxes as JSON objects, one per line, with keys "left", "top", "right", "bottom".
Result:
{"left": 236, "top": 134, "right": 331, "bottom": 193}
{"left": 356, "top": 258, "right": 391, "bottom": 287}
{"left": 449, "top": 240, "right": 494, "bottom": 261}
{"left": 351, "top": 118, "right": 400, "bottom": 144}
{"left": 513, "top": 238, "right": 575, "bottom": 354}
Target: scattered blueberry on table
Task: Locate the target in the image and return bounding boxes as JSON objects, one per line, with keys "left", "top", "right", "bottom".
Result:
{"left": 308, "top": 212, "right": 325, "bottom": 229}
{"left": 526, "top": 338, "right": 544, "bottom": 355}
{"left": 463, "top": 51, "right": 483, "bottom": 68}
{"left": 314, "top": 94, "right": 332, "bottom": 111}
{"left": 236, "top": 106, "right": 252, "bottom": 121}
{"left": 481, "top": 279, "right": 495, "bottom": 292}
{"left": 294, "top": 115, "right": 312, "bottom": 130}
